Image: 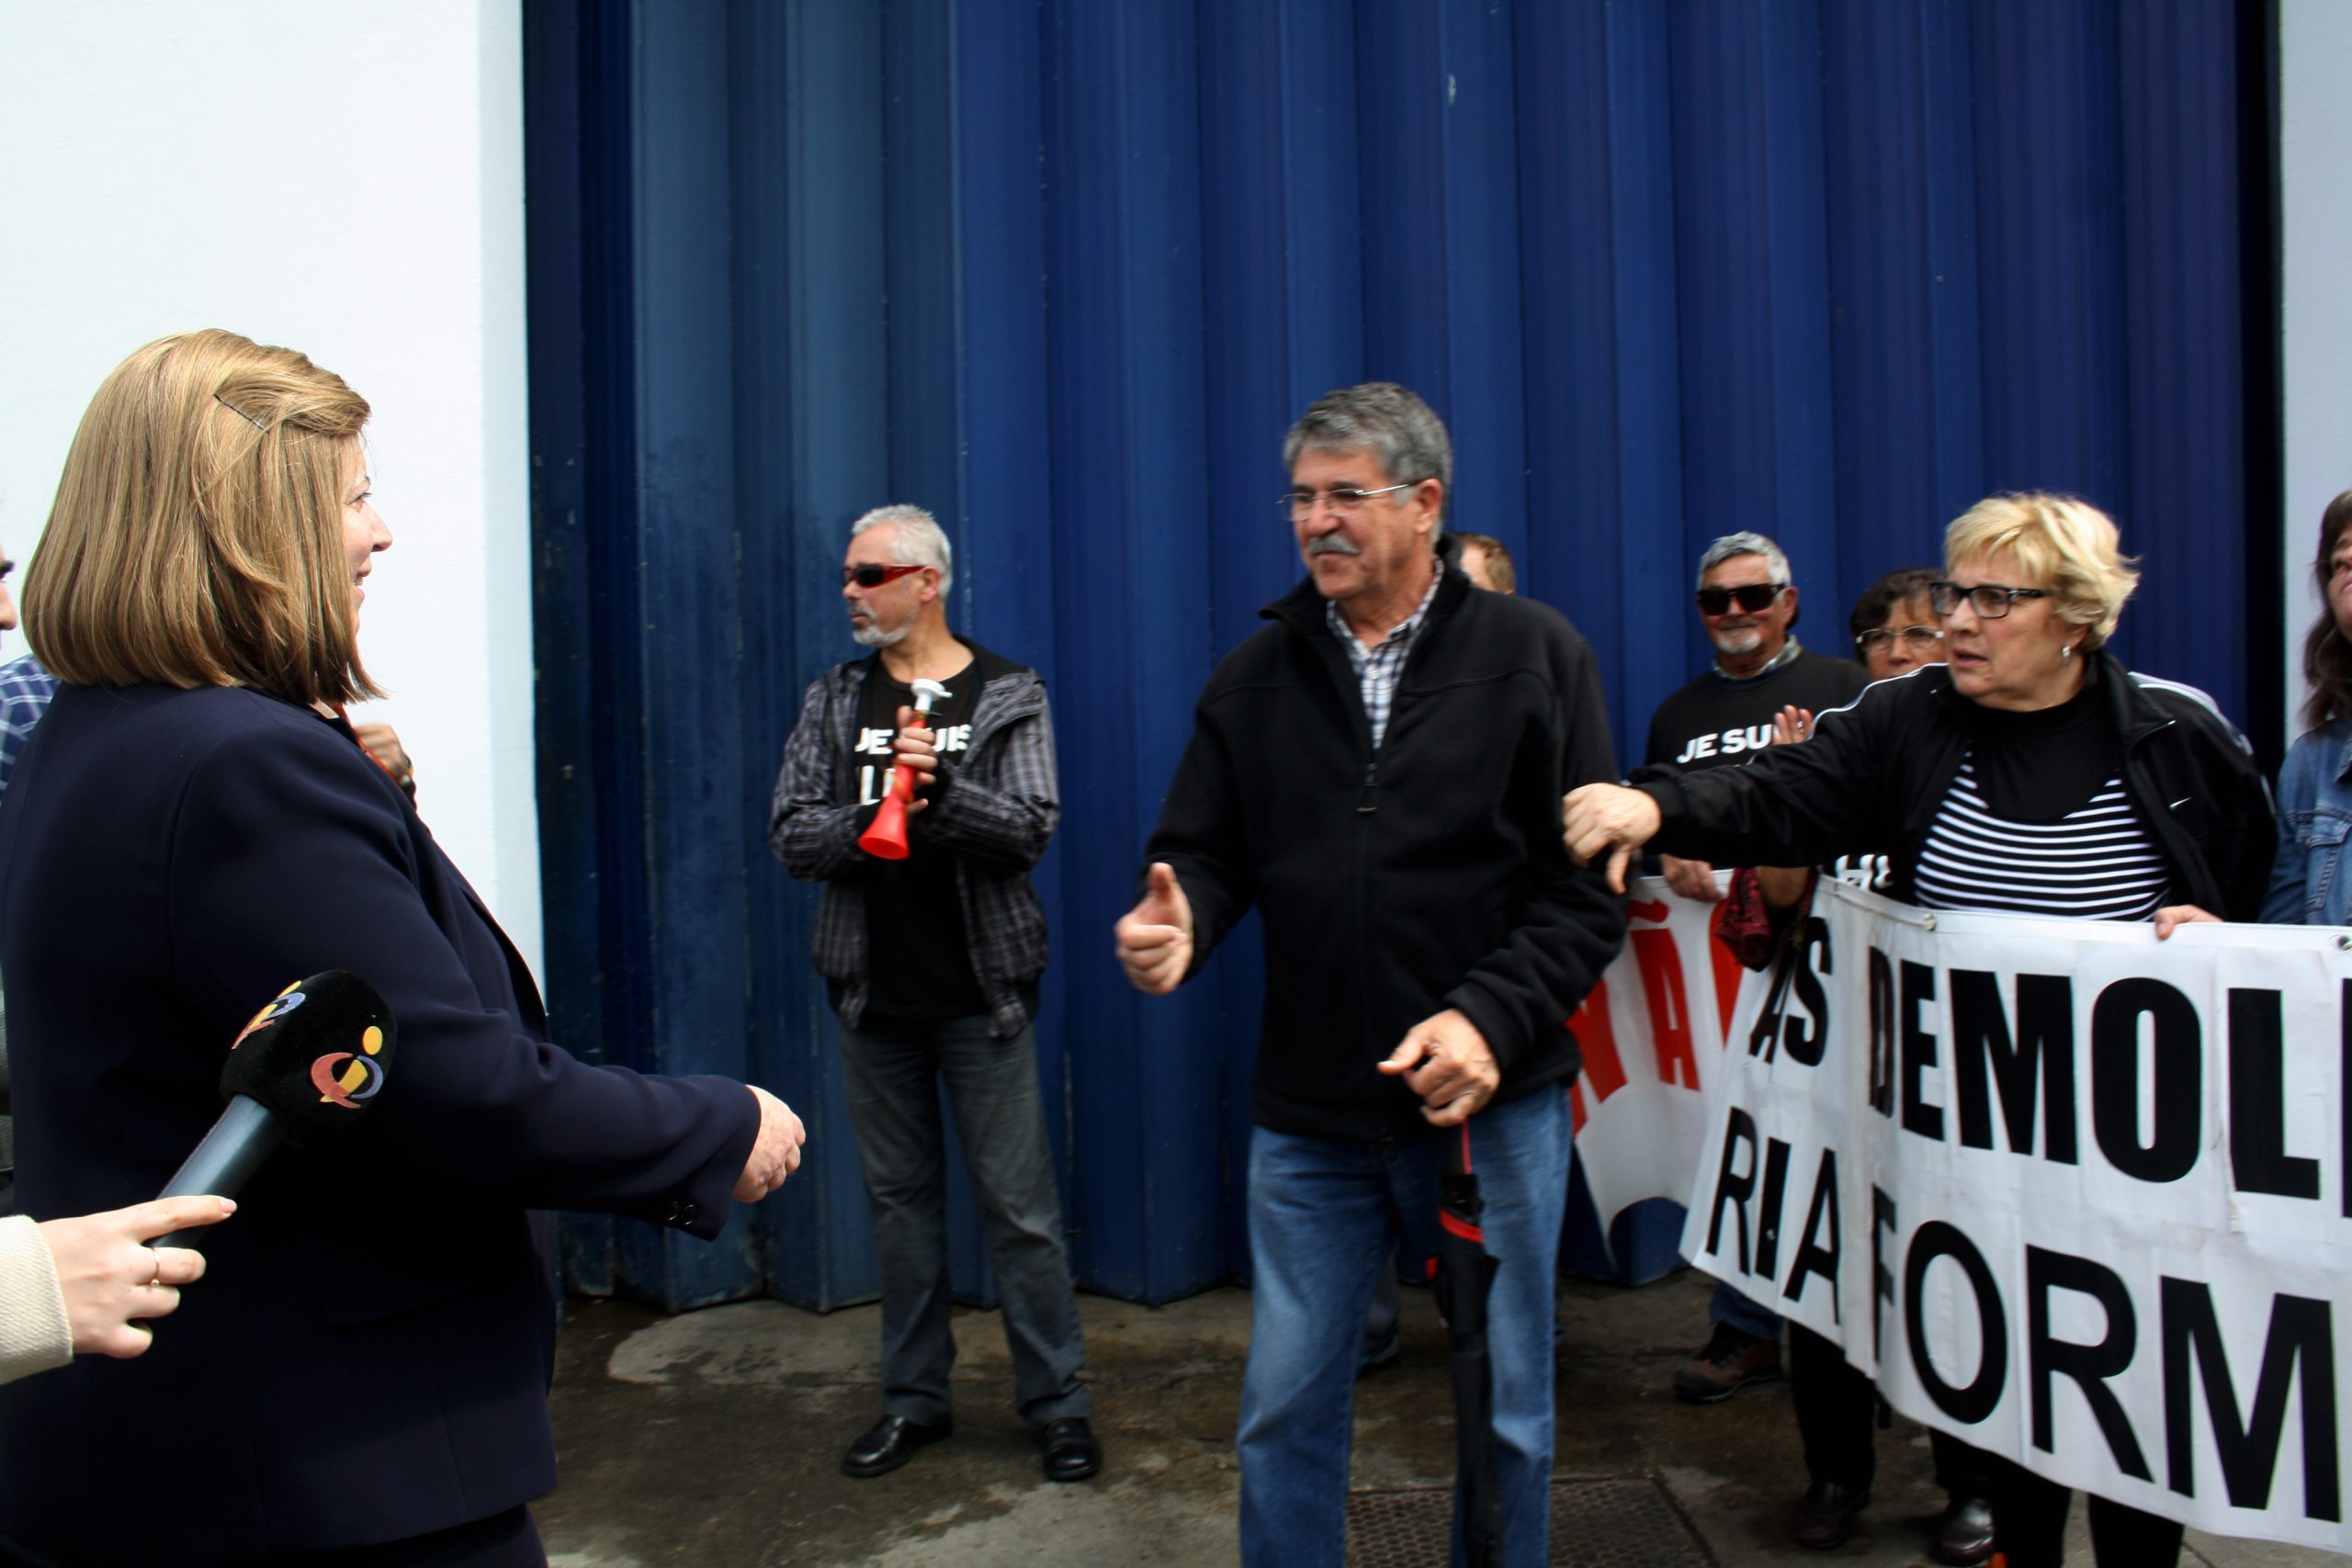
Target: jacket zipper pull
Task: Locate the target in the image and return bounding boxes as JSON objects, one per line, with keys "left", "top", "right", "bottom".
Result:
{"left": 1358, "top": 761, "right": 1378, "bottom": 814}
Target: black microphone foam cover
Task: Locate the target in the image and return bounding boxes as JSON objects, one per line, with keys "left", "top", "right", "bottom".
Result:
{"left": 219, "top": 971, "right": 398, "bottom": 1146}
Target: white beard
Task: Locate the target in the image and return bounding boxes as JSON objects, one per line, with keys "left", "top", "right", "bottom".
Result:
{"left": 1711, "top": 626, "right": 1763, "bottom": 657}
{"left": 851, "top": 620, "right": 910, "bottom": 649}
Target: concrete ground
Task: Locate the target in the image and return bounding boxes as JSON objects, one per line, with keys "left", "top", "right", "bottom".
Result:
{"left": 538, "top": 1269, "right": 2342, "bottom": 1567}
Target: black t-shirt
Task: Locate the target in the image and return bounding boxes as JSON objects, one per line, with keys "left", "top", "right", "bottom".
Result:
{"left": 1952, "top": 659, "right": 2121, "bottom": 821}
{"left": 858, "top": 656, "right": 987, "bottom": 1018}
{"left": 1644, "top": 646, "right": 1871, "bottom": 772}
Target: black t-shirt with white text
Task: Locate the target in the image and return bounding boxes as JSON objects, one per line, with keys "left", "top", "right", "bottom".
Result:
{"left": 1644, "top": 647, "right": 1869, "bottom": 773}
{"left": 857, "top": 656, "right": 987, "bottom": 1019}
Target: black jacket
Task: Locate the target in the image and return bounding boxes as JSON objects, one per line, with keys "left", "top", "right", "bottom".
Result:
{"left": 1639, "top": 651, "right": 2277, "bottom": 920}
{"left": 1145, "top": 546, "right": 1627, "bottom": 1141}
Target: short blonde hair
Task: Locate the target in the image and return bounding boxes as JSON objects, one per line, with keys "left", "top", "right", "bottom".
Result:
{"left": 1943, "top": 491, "right": 2138, "bottom": 649}
{"left": 25, "top": 329, "right": 378, "bottom": 706}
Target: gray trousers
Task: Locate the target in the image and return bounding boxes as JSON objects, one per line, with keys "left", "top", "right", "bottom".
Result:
{"left": 836, "top": 1007, "right": 1089, "bottom": 1427}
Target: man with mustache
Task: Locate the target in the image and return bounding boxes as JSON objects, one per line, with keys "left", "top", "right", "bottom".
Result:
{"left": 1116, "top": 383, "right": 1625, "bottom": 1566}
{"left": 1641, "top": 531, "right": 1866, "bottom": 1406}
{"left": 770, "top": 503, "right": 1098, "bottom": 1484}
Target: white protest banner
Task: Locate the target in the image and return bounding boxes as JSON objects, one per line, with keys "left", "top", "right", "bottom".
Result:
{"left": 1566, "top": 878, "right": 1741, "bottom": 1237}
{"left": 1680, "top": 878, "right": 2352, "bottom": 1551}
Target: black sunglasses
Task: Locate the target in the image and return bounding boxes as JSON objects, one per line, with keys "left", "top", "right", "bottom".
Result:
{"left": 842, "top": 563, "right": 927, "bottom": 589}
{"left": 1695, "top": 582, "right": 1787, "bottom": 615}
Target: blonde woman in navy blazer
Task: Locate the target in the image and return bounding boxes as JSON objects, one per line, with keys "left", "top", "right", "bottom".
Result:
{"left": 0, "top": 331, "right": 806, "bottom": 1566}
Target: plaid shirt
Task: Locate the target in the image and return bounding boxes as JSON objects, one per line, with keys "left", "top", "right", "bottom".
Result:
{"left": 1325, "top": 562, "right": 1442, "bottom": 748}
{"left": 768, "top": 649, "right": 1058, "bottom": 1038}
{"left": 0, "top": 654, "right": 59, "bottom": 809}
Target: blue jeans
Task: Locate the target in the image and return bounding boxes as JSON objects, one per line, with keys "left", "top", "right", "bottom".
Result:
{"left": 836, "top": 1009, "right": 1089, "bottom": 1427}
{"left": 1709, "top": 1279, "right": 1782, "bottom": 1341}
{"left": 1238, "top": 1085, "right": 1571, "bottom": 1568}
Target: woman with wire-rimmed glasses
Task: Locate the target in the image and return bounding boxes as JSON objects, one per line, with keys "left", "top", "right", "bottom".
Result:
{"left": 1564, "top": 491, "right": 2275, "bottom": 1568}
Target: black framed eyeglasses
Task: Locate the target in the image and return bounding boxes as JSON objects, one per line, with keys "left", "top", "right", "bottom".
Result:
{"left": 1928, "top": 581, "right": 2048, "bottom": 619}
{"left": 1695, "top": 582, "right": 1787, "bottom": 616}
{"left": 842, "top": 563, "right": 926, "bottom": 589}
{"left": 1279, "top": 482, "right": 1417, "bottom": 520}
{"left": 1855, "top": 624, "right": 1944, "bottom": 653}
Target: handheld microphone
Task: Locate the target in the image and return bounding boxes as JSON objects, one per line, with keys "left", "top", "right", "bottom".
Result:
{"left": 153, "top": 971, "right": 396, "bottom": 1245}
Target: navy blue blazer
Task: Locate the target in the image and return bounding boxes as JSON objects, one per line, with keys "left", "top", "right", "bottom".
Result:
{"left": 0, "top": 684, "right": 758, "bottom": 1562}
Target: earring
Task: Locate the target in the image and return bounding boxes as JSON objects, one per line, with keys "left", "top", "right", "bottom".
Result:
{"left": 2061, "top": 643, "right": 2074, "bottom": 660}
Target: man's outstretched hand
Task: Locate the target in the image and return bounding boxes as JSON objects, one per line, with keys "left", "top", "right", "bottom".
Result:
{"left": 1114, "top": 863, "right": 1194, "bottom": 995}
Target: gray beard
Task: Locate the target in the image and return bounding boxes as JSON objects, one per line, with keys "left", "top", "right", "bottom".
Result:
{"left": 851, "top": 620, "right": 909, "bottom": 649}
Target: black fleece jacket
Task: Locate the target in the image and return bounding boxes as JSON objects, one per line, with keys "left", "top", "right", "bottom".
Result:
{"left": 1144, "top": 546, "right": 1628, "bottom": 1141}
{"left": 1639, "top": 651, "right": 2277, "bottom": 921}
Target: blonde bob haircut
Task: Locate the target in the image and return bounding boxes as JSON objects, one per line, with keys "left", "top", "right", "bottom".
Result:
{"left": 1942, "top": 491, "right": 2138, "bottom": 650}
{"left": 25, "top": 329, "right": 379, "bottom": 707}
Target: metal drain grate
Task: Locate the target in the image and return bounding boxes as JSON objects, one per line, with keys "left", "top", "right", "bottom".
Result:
{"left": 1346, "top": 1475, "right": 1708, "bottom": 1567}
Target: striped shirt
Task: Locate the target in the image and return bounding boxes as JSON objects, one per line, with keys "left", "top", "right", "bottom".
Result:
{"left": 1326, "top": 563, "right": 1442, "bottom": 749}
{"left": 1914, "top": 754, "right": 2167, "bottom": 919}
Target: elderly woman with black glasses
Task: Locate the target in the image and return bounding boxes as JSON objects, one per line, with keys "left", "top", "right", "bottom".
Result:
{"left": 1564, "top": 491, "right": 2275, "bottom": 1568}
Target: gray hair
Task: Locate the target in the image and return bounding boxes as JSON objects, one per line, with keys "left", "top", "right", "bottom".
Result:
{"left": 851, "top": 503, "right": 953, "bottom": 597}
{"left": 1694, "top": 531, "right": 1792, "bottom": 590}
{"left": 1282, "top": 382, "right": 1452, "bottom": 531}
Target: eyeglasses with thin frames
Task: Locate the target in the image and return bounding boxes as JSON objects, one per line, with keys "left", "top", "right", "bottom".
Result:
{"left": 842, "top": 563, "right": 927, "bottom": 589}
{"left": 1279, "top": 482, "right": 1418, "bottom": 521}
{"left": 1855, "top": 625, "right": 1944, "bottom": 653}
{"left": 1928, "top": 581, "right": 2049, "bottom": 619}
{"left": 1695, "top": 582, "right": 1787, "bottom": 616}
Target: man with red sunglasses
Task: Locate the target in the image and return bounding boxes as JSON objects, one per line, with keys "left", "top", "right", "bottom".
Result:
{"left": 1640, "top": 531, "right": 1866, "bottom": 1405}
{"left": 769, "top": 503, "right": 1098, "bottom": 1486}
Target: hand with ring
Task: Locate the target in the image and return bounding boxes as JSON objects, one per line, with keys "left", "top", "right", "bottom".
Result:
{"left": 35, "top": 1195, "right": 236, "bottom": 1359}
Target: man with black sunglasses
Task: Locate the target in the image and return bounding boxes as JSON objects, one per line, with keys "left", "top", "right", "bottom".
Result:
{"left": 769, "top": 503, "right": 1099, "bottom": 1486}
{"left": 1640, "top": 531, "right": 1866, "bottom": 1406}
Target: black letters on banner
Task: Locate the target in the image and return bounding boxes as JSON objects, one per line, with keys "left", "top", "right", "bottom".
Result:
{"left": 1872, "top": 1186, "right": 1897, "bottom": 1365}
{"left": 2160, "top": 1278, "right": 2340, "bottom": 1521}
{"left": 2025, "top": 1247, "right": 2152, "bottom": 1479}
{"left": 1869, "top": 946, "right": 1895, "bottom": 1117}
{"left": 1746, "top": 918, "right": 1832, "bottom": 1067}
{"left": 1783, "top": 918, "right": 1830, "bottom": 1066}
{"left": 1951, "top": 970, "right": 2079, "bottom": 1164}
{"left": 2228, "top": 988, "right": 2321, "bottom": 1200}
{"left": 1905, "top": 1221, "right": 2007, "bottom": 1426}
{"left": 1784, "top": 1149, "right": 1840, "bottom": 1316}
{"left": 2090, "top": 978, "right": 2202, "bottom": 1182}
{"left": 1755, "top": 1138, "right": 1792, "bottom": 1280}
{"left": 1706, "top": 1108, "right": 1758, "bottom": 1272}
{"left": 1901, "top": 959, "right": 1942, "bottom": 1140}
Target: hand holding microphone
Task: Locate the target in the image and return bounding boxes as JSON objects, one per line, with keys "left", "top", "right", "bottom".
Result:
{"left": 36, "top": 1195, "right": 235, "bottom": 1360}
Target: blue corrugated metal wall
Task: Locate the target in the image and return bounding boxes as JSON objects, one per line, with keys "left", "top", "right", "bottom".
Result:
{"left": 524, "top": 0, "right": 2272, "bottom": 1312}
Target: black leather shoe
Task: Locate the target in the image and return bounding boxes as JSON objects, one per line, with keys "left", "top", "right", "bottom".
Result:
{"left": 1791, "top": 1480, "right": 1870, "bottom": 1550}
{"left": 1934, "top": 1495, "right": 1996, "bottom": 1566}
{"left": 1037, "top": 1416, "right": 1102, "bottom": 1482}
{"left": 842, "top": 1414, "right": 952, "bottom": 1478}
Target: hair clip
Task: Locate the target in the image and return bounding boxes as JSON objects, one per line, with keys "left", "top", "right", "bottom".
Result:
{"left": 213, "top": 391, "right": 266, "bottom": 432}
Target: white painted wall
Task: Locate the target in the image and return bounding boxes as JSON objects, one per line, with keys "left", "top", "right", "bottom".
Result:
{"left": 0, "top": 0, "right": 539, "bottom": 973}
{"left": 2279, "top": 0, "right": 2352, "bottom": 750}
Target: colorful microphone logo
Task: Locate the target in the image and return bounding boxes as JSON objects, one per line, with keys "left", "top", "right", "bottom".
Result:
{"left": 232, "top": 983, "right": 307, "bottom": 1045}
{"left": 310, "top": 1022, "right": 389, "bottom": 1109}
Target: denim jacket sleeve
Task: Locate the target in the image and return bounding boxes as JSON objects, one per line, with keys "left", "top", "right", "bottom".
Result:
{"left": 2261, "top": 724, "right": 2352, "bottom": 926}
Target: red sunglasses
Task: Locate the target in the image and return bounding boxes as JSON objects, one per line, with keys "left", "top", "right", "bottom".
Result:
{"left": 842, "top": 563, "right": 927, "bottom": 589}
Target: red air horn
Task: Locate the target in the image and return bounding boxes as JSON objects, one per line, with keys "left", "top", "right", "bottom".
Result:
{"left": 858, "top": 677, "right": 951, "bottom": 861}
